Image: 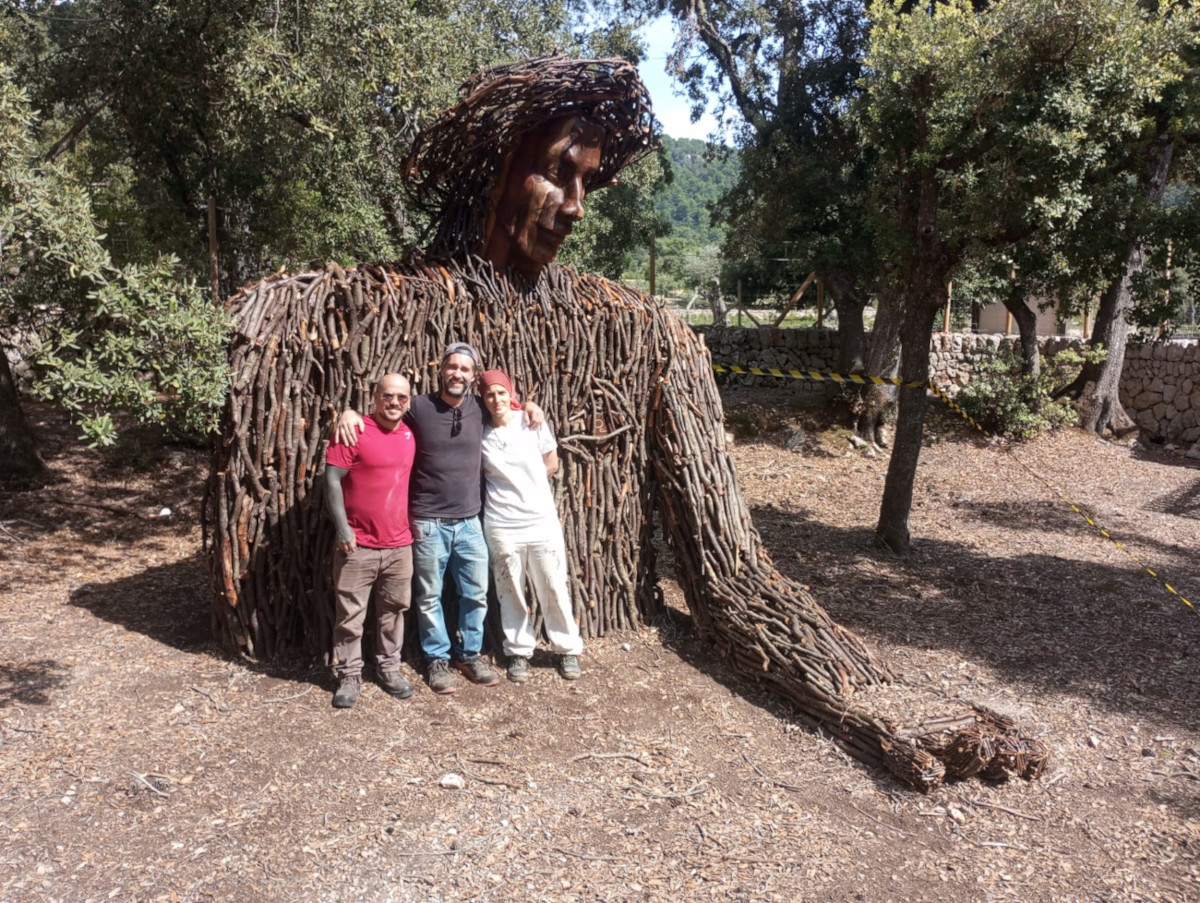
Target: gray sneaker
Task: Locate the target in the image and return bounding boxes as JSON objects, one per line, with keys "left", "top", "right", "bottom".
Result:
{"left": 427, "top": 659, "right": 458, "bottom": 695}
{"left": 378, "top": 669, "right": 414, "bottom": 699}
{"left": 455, "top": 655, "right": 500, "bottom": 687}
{"left": 558, "top": 654, "right": 581, "bottom": 681}
{"left": 506, "top": 656, "right": 531, "bottom": 684}
{"left": 333, "top": 674, "right": 362, "bottom": 708}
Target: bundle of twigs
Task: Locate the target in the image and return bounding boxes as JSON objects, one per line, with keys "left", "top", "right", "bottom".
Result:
{"left": 205, "top": 255, "right": 1046, "bottom": 790}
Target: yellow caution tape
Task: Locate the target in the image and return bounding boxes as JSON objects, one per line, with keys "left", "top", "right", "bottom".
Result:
{"left": 711, "top": 364, "right": 926, "bottom": 389}
{"left": 714, "top": 360, "right": 1195, "bottom": 613}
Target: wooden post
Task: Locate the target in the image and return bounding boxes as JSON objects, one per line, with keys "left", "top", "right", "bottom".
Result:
{"left": 648, "top": 233, "right": 656, "bottom": 300}
{"left": 816, "top": 277, "right": 825, "bottom": 328}
{"left": 1160, "top": 239, "right": 1173, "bottom": 338}
{"left": 772, "top": 271, "right": 817, "bottom": 327}
{"left": 1004, "top": 310, "right": 1013, "bottom": 335}
{"left": 942, "top": 281, "right": 952, "bottom": 334}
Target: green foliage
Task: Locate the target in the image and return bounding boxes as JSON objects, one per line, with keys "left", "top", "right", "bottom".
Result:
{"left": 655, "top": 136, "right": 738, "bottom": 246}
{"left": 31, "top": 260, "right": 230, "bottom": 447}
{"left": 13, "top": 0, "right": 573, "bottom": 293}
{"left": 1, "top": 59, "right": 229, "bottom": 447}
{"left": 955, "top": 345, "right": 1105, "bottom": 440}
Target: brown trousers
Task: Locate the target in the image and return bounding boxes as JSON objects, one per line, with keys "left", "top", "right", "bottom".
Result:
{"left": 331, "top": 545, "right": 413, "bottom": 677}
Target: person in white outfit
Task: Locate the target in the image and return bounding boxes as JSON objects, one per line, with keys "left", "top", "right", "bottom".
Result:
{"left": 479, "top": 369, "right": 583, "bottom": 682}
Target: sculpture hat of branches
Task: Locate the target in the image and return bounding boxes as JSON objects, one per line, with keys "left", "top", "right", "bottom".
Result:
{"left": 403, "top": 55, "right": 657, "bottom": 255}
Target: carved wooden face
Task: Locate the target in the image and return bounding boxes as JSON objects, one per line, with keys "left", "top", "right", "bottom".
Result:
{"left": 484, "top": 116, "right": 606, "bottom": 275}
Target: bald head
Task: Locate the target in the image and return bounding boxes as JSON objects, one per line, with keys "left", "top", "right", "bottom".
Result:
{"left": 372, "top": 374, "right": 411, "bottom": 429}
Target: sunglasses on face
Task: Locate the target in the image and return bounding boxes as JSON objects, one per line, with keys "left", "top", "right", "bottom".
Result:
{"left": 379, "top": 392, "right": 409, "bottom": 402}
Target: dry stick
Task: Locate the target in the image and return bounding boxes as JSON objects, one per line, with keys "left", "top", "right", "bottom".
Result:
{"left": 741, "top": 753, "right": 808, "bottom": 792}
{"left": 453, "top": 754, "right": 524, "bottom": 789}
{"left": 261, "top": 687, "right": 314, "bottom": 705}
{"left": 189, "top": 686, "right": 229, "bottom": 712}
{"left": 622, "top": 781, "right": 709, "bottom": 800}
{"left": 967, "top": 799, "right": 1044, "bottom": 822}
{"left": 570, "top": 751, "right": 653, "bottom": 767}
{"left": 553, "top": 847, "right": 625, "bottom": 863}
{"left": 846, "top": 802, "right": 919, "bottom": 839}
{"left": 128, "top": 770, "right": 169, "bottom": 798}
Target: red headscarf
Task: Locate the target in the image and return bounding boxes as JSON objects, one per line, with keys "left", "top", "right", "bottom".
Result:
{"left": 481, "top": 369, "right": 519, "bottom": 404}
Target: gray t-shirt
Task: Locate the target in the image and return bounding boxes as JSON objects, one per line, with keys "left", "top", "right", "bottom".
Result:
{"left": 405, "top": 393, "right": 485, "bottom": 519}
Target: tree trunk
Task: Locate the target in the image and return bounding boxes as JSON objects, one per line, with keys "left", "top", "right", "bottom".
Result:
{"left": 824, "top": 270, "right": 868, "bottom": 375}
{"left": 855, "top": 294, "right": 901, "bottom": 446}
{"left": 1000, "top": 286, "right": 1040, "bottom": 378}
{"left": 707, "top": 276, "right": 727, "bottom": 326}
{"left": 875, "top": 296, "right": 940, "bottom": 554}
{"left": 0, "top": 350, "right": 45, "bottom": 483}
{"left": 1060, "top": 138, "right": 1173, "bottom": 437}
{"left": 875, "top": 154, "right": 948, "bottom": 555}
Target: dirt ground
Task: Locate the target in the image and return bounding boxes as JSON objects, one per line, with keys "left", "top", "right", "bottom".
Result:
{"left": 2, "top": 387, "right": 1199, "bottom": 903}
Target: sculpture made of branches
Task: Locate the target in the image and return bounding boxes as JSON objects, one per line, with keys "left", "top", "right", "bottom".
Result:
{"left": 205, "top": 56, "right": 1046, "bottom": 790}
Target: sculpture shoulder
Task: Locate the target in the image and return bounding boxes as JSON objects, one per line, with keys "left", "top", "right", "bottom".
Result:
{"left": 226, "top": 258, "right": 454, "bottom": 326}
{"left": 543, "top": 265, "right": 665, "bottom": 315}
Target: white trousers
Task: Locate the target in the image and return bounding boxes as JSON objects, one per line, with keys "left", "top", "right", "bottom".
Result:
{"left": 485, "top": 525, "right": 583, "bottom": 657}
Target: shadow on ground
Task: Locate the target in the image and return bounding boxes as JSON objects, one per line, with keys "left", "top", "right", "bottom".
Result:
{"left": 0, "top": 660, "right": 71, "bottom": 708}
{"left": 67, "top": 554, "right": 332, "bottom": 689}
{"left": 749, "top": 501, "right": 1200, "bottom": 738}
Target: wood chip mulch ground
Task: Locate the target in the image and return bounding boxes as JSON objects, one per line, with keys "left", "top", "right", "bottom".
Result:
{"left": 2, "top": 388, "right": 1199, "bottom": 903}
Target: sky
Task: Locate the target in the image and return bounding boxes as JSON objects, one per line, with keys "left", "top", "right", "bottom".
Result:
{"left": 635, "top": 15, "right": 724, "bottom": 142}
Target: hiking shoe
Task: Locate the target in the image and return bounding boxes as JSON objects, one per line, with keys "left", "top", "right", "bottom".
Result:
{"left": 377, "top": 669, "right": 414, "bottom": 700}
{"left": 428, "top": 659, "right": 458, "bottom": 695}
{"left": 506, "top": 656, "right": 531, "bottom": 684}
{"left": 558, "top": 654, "right": 581, "bottom": 681}
{"left": 332, "top": 674, "right": 362, "bottom": 708}
{"left": 455, "top": 655, "right": 500, "bottom": 687}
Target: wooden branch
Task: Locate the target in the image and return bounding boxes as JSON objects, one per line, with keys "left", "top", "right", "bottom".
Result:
{"left": 773, "top": 271, "right": 818, "bottom": 327}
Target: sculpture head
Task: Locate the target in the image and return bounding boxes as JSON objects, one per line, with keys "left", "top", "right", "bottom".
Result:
{"left": 402, "top": 56, "right": 655, "bottom": 275}
{"left": 482, "top": 116, "right": 605, "bottom": 274}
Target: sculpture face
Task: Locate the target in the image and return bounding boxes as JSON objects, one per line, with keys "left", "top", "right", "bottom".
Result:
{"left": 484, "top": 116, "right": 606, "bottom": 275}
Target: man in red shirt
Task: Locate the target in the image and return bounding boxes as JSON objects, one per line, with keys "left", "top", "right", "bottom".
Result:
{"left": 324, "top": 373, "right": 417, "bottom": 708}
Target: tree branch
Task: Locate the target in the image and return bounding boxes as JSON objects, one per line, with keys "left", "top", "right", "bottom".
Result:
{"left": 685, "top": 0, "right": 774, "bottom": 135}
{"left": 43, "top": 87, "right": 117, "bottom": 164}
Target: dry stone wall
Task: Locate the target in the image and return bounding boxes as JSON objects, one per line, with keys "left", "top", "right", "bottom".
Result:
{"left": 1120, "top": 341, "right": 1200, "bottom": 444}
{"left": 698, "top": 325, "right": 1200, "bottom": 444}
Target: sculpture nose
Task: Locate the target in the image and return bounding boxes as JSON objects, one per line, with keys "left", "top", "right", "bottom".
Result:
{"left": 561, "top": 177, "right": 586, "bottom": 222}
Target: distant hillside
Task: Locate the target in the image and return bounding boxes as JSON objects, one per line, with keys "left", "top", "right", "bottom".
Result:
{"left": 656, "top": 135, "right": 740, "bottom": 245}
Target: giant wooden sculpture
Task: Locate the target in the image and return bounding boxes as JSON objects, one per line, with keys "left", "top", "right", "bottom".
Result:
{"left": 206, "top": 56, "right": 1046, "bottom": 790}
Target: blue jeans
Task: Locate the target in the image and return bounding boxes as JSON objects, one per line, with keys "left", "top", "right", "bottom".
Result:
{"left": 412, "top": 515, "right": 489, "bottom": 661}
